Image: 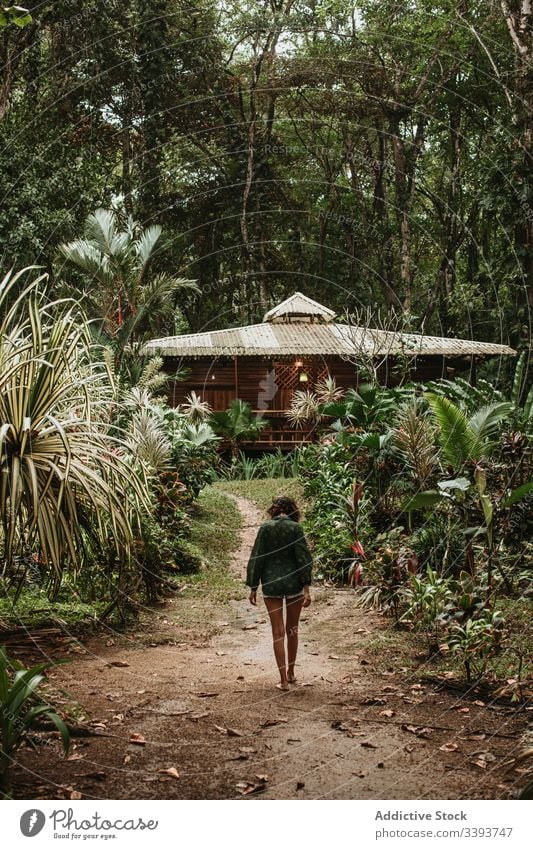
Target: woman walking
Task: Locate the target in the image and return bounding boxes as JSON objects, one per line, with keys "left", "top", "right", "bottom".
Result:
{"left": 246, "top": 496, "right": 313, "bottom": 691}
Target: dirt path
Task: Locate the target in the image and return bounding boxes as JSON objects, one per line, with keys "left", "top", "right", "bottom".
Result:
{"left": 13, "top": 496, "right": 527, "bottom": 800}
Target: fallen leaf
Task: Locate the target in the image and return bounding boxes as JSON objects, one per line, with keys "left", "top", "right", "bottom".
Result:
{"left": 328, "top": 654, "right": 340, "bottom": 660}
{"left": 159, "top": 767, "right": 180, "bottom": 780}
{"left": 404, "top": 744, "right": 415, "bottom": 753}
{"left": 380, "top": 709, "right": 395, "bottom": 718}
{"left": 105, "top": 639, "right": 115, "bottom": 647}
{"left": 106, "top": 661, "right": 130, "bottom": 668}
{"left": 239, "top": 747, "right": 257, "bottom": 755}
{"left": 472, "top": 700, "right": 485, "bottom": 707}
{"left": 216, "top": 651, "right": 227, "bottom": 657}
{"left": 355, "top": 628, "right": 368, "bottom": 634}
{"left": 242, "top": 625, "right": 258, "bottom": 631}
{"left": 439, "top": 742, "right": 459, "bottom": 753}
{"left": 235, "top": 776, "right": 268, "bottom": 796}
{"left": 296, "top": 781, "right": 305, "bottom": 790}
{"left": 70, "top": 790, "right": 82, "bottom": 800}
{"left": 227, "top": 727, "right": 243, "bottom": 737}
{"left": 189, "top": 711, "right": 209, "bottom": 720}
{"left": 353, "top": 771, "right": 368, "bottom": 778}
{"left": 361, "top": 741, "right": 378, "bottom": 749}
{"left": 193, "top": 692, "right": 219, "bottom": 698}
{"left": 260, "top": 718, "right": 288, "bottom": 728}
{"left": 129, "top": 733, "right": 146, "bottom": 746}
{"left": 361, "top": 696, "right": 387, "bottom": 706}
{"left": 402, "top": 724, "right": 432, "bottom": 739}
{"left": 67, "top": 753, "right": 85, "bottom": 762}
{"left": 123, "top": 755, "right": 131, "bottom": 765}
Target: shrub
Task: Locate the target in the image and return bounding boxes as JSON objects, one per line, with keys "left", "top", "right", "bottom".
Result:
{"left": 0, "top": 646, "right": 70, "bottom": 794}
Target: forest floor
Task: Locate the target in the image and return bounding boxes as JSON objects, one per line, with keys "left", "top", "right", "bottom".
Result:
{"left": 8, "top": 484, "right": 531, "bottom": 800}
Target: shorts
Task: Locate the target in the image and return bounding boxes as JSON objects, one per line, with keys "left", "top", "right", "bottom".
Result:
{"left": 263, "top": 592, "right": 304, "bottom": 600}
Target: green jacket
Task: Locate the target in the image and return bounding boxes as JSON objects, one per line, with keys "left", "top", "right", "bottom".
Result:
{"left": 246, "top": 515, "right": 313, "bottom": 597}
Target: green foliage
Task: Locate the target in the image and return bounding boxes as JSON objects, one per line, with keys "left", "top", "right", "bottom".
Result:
{"left": 0, "top": 646, "right": 69, "bottom": 793}
{"left": 58, "top": 208, "right": 198, "bottom": 371}
{"left": 394, "top": 399, "right": 438, "bottom": 488}
{"left": 448, "top": 611, "right": 505, "bottom": 682}
{"left": 0, "top": 5, "right": 31, "bottom": 27}
{"left": 426, "top": 393, "right": 511, "bottom": 467}
{"left": 210, "top": 400, "right": 268, "bottom": 454}
{"left": 0, "top": 270, "right": 149, "bottom": 599}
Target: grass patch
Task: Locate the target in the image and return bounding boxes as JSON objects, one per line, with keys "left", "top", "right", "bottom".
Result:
{"left": 0, "top": 586, "right": 107, "bottom": 632}
{"left": 182, "top": 485, "right": 244, "bottom": 603}
{"left": 213, "top": 477, "right": 305, "bottom": 516}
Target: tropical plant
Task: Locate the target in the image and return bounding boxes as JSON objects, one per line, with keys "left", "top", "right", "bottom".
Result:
{"left": 447, "top": 610, "right": 505, "bottom": 681}
{"left": 425, "top": 393, "right": 512, "bottom": 467}
{"left": 210, "top": 399, "right": 268, "bottom": 456}
{"left": 0, "top": 269, "right": 149, "bottom": 599}
{"left": 127, "top": 410, "right": 172, "bottom": 475}
{"left": 286, "top": 390, "right": 321, "bottom": 427}
{"left": 401, "top": 567, "right": 453, "bottom": 649}
{"left": 0, "top": 646, "right": 69, "bottom": 794}
{"left": 315, "top": 376, "right": 344, "bottom": 404}
{"left": 320, "top": 384, "right": 411, "bottom": 430}
{"left": 180, "top": 391, "right": 212, "bottom": 424}
{"left": 58, "top": 208, "right": 198, "bottom": 370}
{"left": 394, "top": 399, "right": 438, "bottom": 488}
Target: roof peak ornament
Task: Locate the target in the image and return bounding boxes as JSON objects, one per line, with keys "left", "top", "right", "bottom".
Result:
{"left": 263, "top": 291, "right": 337, "bottom": 324}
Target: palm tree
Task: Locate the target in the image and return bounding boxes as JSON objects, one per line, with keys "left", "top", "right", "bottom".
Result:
{"left": 425, "top": 393, "right": 512, "bottom": 468}
{"left": 210, "top": 400, "right": 268, "bottom": 456}
{"left": 58, "top": 208, "right": 198, "bottom": 370}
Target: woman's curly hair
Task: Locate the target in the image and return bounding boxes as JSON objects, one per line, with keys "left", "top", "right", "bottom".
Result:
{"left": 267, "top": 496, "right": 301, "bottom": 523}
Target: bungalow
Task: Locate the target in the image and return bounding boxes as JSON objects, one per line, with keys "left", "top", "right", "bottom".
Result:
{"left": 143, "top": 293, "right": 516, "bottom": 449}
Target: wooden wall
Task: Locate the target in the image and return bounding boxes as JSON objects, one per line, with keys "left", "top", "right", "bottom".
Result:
{"left": 163, "top": 354, "right": 470, "bottom": 411}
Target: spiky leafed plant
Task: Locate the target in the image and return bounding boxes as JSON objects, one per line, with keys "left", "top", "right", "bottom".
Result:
{"left": 315, "top": 377, "right": 344, "bottom": 404}
{"left": 426, "top": 393, "right": 512, "bottom": 468}
{"left": 394, "top": 400, "right": 438, "bottom": 488}
{"left": 0, "top": 269, "right": 149, "bottom": 598}
{"left": 127, "top": 411, "right": 172, "bottom": 475}
{"left": 58, "top": 208, "right": 198, "bottom": 370}
{"left": 286, "top": 390, "right": 321, "bottom": 428}
{"left": 181, "top": 391, "right": 212, "bottom": 424}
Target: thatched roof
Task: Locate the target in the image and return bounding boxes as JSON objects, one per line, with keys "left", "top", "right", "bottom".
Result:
{"left": 144, "top": 292, "right": 516, "bottom": 359}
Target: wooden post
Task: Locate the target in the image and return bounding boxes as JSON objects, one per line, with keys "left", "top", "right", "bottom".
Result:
{"left": 233, "top": 355, "right": 238, "bottom": 400}
{"left": 469, "top": 355, "right": 477, "bottom": 386}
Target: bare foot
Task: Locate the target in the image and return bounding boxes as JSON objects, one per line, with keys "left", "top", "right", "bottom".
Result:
{"left": 276, "top": 682, "right": 289, "bottom": 692}
{"left": 287, "top": 675, "right": 297, "bottom": 684}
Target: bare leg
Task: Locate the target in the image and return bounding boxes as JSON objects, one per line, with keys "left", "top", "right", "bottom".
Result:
{"left": 285, "top": 595, "right": 305, "bottom": 683}
{"left": 264, "top": 597, "right": 288, "bottom": 689}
